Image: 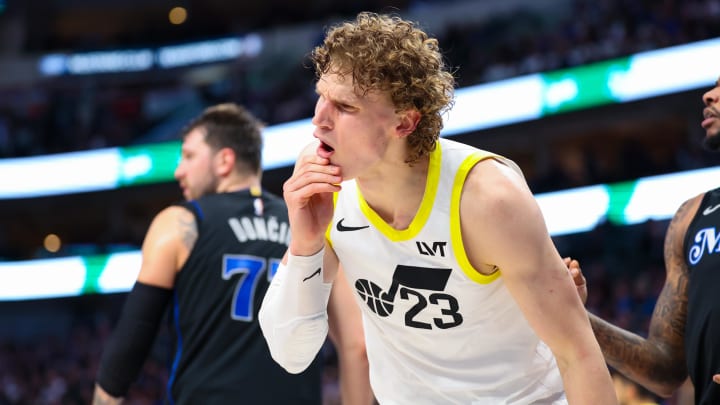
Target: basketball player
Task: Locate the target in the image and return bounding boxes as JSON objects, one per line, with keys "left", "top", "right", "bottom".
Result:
{"left": 258, "top": 12, "right": 617, "bottom": 404}
{"left": 569, "top": 77, "right": 720, "bottom": 404}
{"left": 92, "top": 103, "right": 373, "bottom": 404}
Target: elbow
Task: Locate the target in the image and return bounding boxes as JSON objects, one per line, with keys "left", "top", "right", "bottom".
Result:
{"left": 654, "top": 387, "right": 675, "bottom": 399}
{"left": 650, "top": 382, "right": 680, "bottom": 399}
{"left": 265, "top": 326, "right": 328, "bottom": 375}
{"left": 649, "top": 376, "right": 688, "bottom": 399}
{"left": 258, "top": 306, "right": 299, "bottom": 372}
{"left": 273, "top": 354, "right": 314, "bottom": 375}
{"left": 259, "top": 306, "right": 329, "bottom": 374}
{"left": 264, "top": 324, "right": 323, "bottom": 375}
{"left": 619, "top": 359, "right": 687, "bottom": 398}
{"left": 619, "top": 351, "right": 688, "bottom": 398}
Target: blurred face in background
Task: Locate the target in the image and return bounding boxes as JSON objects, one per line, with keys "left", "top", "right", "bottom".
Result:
{"left": 701, "top": 78, "right": 720, "bottom": 151}
{"left": 174, "top": 127, "right": 220, "bottom": 201}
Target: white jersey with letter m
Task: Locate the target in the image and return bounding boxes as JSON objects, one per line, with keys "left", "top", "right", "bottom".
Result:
{"left": 327, "top": 138, "right": 566, "bottom": 405}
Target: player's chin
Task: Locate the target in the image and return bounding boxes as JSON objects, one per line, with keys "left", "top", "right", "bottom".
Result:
{"left": 703, "top": 130, "right": 720, "bottom": 151}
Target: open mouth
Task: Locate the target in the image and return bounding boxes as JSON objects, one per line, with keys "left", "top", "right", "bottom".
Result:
{"left": 705, "top": 107, "right": 719, "bottom": 119}
{"left": 320, "top": 141, "right": 334, "bottom": 153}
{"left": 316, "top": 140, "right": 335, "bottom": 159}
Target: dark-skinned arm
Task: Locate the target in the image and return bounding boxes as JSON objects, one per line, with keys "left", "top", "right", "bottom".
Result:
{"left": 572, "top": 196, "right": 701, "bottom": 397}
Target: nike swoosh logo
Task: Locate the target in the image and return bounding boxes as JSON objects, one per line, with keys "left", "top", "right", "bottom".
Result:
{"left": 703, "top": 204, "right": 720, "bottom": 216}
{"left": 303, "top": 268, "right": 321, "bottom": 282}
{"left": 336, "top": 218, "right": 370, "bottom": 232}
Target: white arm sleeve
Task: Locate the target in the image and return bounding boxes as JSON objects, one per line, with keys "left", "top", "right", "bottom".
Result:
{"left": 258, "top": 248, "right": 333, "bottom": 374}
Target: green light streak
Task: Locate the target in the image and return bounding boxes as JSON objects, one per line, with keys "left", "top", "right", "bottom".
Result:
{"left": 541, "top": 57, "right": 632, "bottom": 115}
{"left": 119, "top": 141, "right": 180, "bottom": 186}
{"left": 606, "top": 180, "right": 638, "bottom": 225}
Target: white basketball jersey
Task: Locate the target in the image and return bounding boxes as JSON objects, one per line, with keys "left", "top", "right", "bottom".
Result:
{"left": 327, "top": 138, "right": 566, "bottom": 404}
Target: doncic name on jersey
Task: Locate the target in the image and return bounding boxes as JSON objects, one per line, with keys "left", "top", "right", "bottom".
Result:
{"left": 228, "top": 215, "right": 291, "bottom": 247}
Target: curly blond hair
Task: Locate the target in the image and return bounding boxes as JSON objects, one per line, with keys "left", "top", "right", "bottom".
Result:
{"left": 311, "top": 12, "right": 456, "bottom": 164}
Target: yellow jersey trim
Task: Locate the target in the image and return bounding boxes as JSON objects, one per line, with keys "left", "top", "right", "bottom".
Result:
{"left": 450, "top": 152, "right": 502, "bottom": 284}
{"left": 325, "top": 191, "right": 339, "bottom": 249}
{"left": 358, "top": 141, "right": 442, "bottom": 242}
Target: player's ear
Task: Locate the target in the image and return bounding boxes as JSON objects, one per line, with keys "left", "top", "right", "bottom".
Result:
{"left": 215, "top": 147, "right": 236, "bottom": 176}
{"left": 395, "top": 109, "right": 421, "bottom": 139}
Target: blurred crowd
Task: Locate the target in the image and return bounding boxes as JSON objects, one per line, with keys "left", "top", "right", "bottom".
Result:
{"left": 0, "top": 294, "right": 167, "bottom": 405}
{"left": 0, "top": 0, "right": 719, "bottom": 178}
{"left": 444, "top": 0, "right": 720, "bottom": 86}
{"left": 0, "top": 0, "right": 717, "bottom": 198}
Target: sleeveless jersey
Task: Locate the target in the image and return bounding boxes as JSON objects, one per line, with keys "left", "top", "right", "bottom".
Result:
{"left": 684, "top": 186, "right": 720, "bottom": 404}
{"left": 327, "top": 138, "right": 566, "bottom": 404}
{"left": 168, "top": 190, "right": 322, "bottom": 405}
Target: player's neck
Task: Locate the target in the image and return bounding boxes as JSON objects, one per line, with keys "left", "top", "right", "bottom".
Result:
{"left": 219, "top": 174, "right": 261, "bottom": 194}
{"left": 357, "top": 155, "right": 428, "bottom": 230}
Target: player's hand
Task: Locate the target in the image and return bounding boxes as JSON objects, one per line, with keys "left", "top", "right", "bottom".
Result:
{"left": 564, "top": 257, "right": 587, "bottom": 305}
{"left": 283, "top": 154, "right": 342, "bottom": 255}
{"left": 714, "top": 374, "right": 720, "bottom": 384}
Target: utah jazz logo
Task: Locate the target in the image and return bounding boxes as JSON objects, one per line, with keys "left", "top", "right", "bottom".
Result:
{"left": 355, "top": 265, "right": 464, "bottom": 330}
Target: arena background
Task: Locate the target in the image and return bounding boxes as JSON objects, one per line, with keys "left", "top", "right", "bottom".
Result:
{"left": 0, "top": 0, "right": 718, "bottom": 403}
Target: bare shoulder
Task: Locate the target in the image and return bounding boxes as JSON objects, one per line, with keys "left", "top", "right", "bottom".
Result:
{"left": 670, "top": 192, "right": 704, "bottom": 229}
{"left": 143, "top": 205, "right": 197, "bottom": 256}
{"left": 460, "top": 157, "right": 547, "bottom": 271}
{"left": 462, "top": 157, "right": 534, "bottom": 217}
{"left": 138, "top": 205, "right": 196, "bottom": 287}
{"left": 150, "top": 205, "right": 196, "bottom": 237}
{"left": 664, "top": 192, "right": 705, "bottom": 277}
